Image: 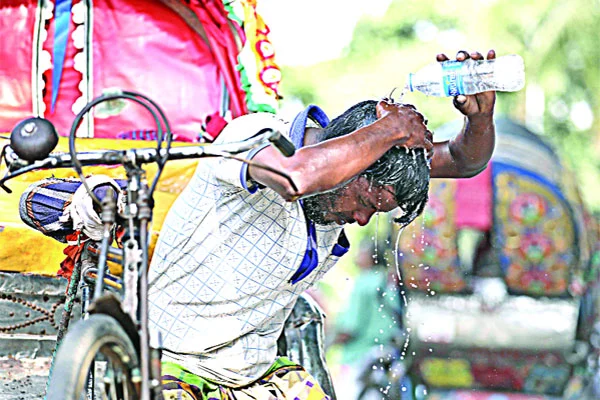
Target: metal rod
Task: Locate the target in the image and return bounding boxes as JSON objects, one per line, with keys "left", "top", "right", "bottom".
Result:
{"left": 94, "top": 189, "right": 116, "bottom": 301}
{"left": 139, "top": 219, "right": 151, "bottom": 400}
{"left": 44, "top": 260, "right": 82, "bottom": 398}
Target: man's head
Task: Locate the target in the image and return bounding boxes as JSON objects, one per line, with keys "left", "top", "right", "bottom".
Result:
{"left": 304, "top": 100, "right": 430, "bottom": 227}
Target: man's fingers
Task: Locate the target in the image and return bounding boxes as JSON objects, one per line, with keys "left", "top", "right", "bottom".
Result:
{"left": 424, "top": 130, "right": 434, "bottom": 156}
{"left": 378, "top": 100, "right": 420, "bottom": 113}
{"left": 456, "top": 50, "right": 469, "bottom": 61}
{"left": 376, "top": 99, "right": 395, "bottom": 118}
{"left": 377, "top": 100, "right": 392, "bottom": 110}
{"left": 425, "top": 129, "right": 433, "bottom": 143}
{"left": 452, "top": 95, "right": 471, "bottom": 115}
{"left": 440, "top": 49, "right": 496, "bottom": 62}
{"left": 422, "top": 134, "right": 434, "bottom": 158}
{"left": 426, "top": 141, "right": 434, "bottom": 156}
{"left": 470, "top": 51, "right": 484, "bottom": 60}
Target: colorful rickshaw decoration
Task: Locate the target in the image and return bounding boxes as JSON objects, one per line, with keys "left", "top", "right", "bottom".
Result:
{"left": 393, "top": 118, "right": 599, "bottom": 399}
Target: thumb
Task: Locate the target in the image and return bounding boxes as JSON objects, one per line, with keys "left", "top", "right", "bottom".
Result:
{"left": 454, "top": 95, "right": 467, "bottom": 105}
{"left": 453, "top": 95, "right": 469, "bottom": 113}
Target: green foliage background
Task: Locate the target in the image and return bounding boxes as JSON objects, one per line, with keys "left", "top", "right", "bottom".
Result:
{"left": 276, "top": 0, "right": 600, "bottom": 211}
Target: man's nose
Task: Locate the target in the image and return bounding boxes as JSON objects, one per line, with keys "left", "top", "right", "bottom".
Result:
{"left": 354, "top": 209, "right": 375, "bottom": 226}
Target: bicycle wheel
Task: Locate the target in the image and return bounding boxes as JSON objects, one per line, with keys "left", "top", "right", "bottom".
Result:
{"left": 46, "top": 314, "right": 140, "bottom": 400}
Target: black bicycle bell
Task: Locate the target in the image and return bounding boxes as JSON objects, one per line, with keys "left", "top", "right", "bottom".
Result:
{"left": 10, "top": 117, "right": 59, "bottom": 162}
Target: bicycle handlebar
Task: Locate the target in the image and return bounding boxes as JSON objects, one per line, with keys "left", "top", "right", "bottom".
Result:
{"left": 0, "top": 127, "right": 295, "bottom": 193}
{"left": 5, "top": 93, "right": 297, "bottom": 400}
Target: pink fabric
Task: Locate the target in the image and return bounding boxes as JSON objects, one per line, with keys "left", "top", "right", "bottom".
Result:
{"left": 0, "top": 0, "right": 37, "bottom": 132}
{"left": 0, "top": 0, "right": 248, "bottom": 141}
{"left": 454, "top": 163, "right": 493, "bottom": 230}
{"left": 89, "top": 0, "right": 223, "bottom": 140}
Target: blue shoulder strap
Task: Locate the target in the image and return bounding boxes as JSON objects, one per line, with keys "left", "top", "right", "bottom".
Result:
{"left": 51, "top": 0, "right": 73, "bottom": 113}
{"left": 289, "top": 104, "right": 330, "bottom": 149}
{"left": 288, "top": 105, "right": 349, "bottom": 285}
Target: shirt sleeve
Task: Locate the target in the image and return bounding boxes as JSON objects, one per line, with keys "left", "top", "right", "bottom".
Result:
{"left": 209, "top": 113, "right": 290, "bottom": 192}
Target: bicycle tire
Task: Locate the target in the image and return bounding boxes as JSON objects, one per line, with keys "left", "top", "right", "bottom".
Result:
{"left": 46, "top": 314, "right": 140, "bottom": 400}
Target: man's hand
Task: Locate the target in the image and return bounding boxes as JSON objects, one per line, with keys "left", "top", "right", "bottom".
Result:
{"left": 436, "top": 49, "right": 497, "bottom": 120}
{"left": 375, "top": 100, "right": 434, "bottom": 155}
{"left": 429, "top": 49, "right": 497, "bottom": 179}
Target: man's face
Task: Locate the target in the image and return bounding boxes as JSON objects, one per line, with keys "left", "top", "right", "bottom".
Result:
{"left": 304, "top": 176, "right": 398, "bottom": 226}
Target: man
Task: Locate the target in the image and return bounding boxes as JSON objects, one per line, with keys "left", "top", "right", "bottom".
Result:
{"left": 150, "top": 50, "right": 496, "bottom": 399}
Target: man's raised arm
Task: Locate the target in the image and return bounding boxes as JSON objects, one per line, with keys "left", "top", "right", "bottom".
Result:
{"left": 430, "top": 49, "right": 497, "bottom": 179}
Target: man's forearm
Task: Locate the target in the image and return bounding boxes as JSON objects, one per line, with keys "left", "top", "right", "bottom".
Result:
{"left": 250, "top": 101, "right": 430, "bottom": 200}
{"left": 430, "top": 115, "right": 495, "bottom": 178}
{"left": 251, "top": 123, "right": 399, "bottom": 200}
{"left": 452, "top": 114, "right": 495, "bottom": 173}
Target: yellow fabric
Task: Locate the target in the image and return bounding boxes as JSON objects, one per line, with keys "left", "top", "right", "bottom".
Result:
{"left": 161, "top": 358, "right": 331, "bottom": 400}
{"left": 0, "top": 136, "right": 197, "bottom": 275}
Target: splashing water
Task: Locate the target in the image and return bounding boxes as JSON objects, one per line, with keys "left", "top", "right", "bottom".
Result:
{"left": 392, "top": 86, "right": 432, "bottom": 170}
{"left": 373, "top": 211, "right": 380, "bottom": 264}
{"left": 395, "top": 85, "right": 407, "bottom": 104}
{"left": 366, "top": 213, "right": 408, "bottom": 398}
{"left": 393, "top": 225, "right": 414, "bottom": 361}
{"left": 420, "top": 217, "right": 426, "bottom": 251}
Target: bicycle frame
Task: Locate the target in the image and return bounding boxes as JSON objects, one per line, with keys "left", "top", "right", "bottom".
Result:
{"left": 0, "top": 91, "right": 296, "bottom": 400}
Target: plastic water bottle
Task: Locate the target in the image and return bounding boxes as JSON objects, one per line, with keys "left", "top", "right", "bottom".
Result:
{"left": 405, "top": 54, "right": 525, "bottom": 97}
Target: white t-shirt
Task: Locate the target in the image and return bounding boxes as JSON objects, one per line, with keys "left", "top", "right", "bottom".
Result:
{"left": 148, "top": 112, "right": 345, "bottom": 386}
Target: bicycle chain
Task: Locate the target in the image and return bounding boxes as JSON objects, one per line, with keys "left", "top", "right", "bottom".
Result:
{"left": 0, "top": 293, "right": 65, "bottom": 333}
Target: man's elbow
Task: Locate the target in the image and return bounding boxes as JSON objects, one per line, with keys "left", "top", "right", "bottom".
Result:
{"left": 448, "top": 146, "right": 493, "bottom": 178}
{"left": 256, "top": 167, "right": 312, "bottom": 202}
{"left": 457, "top": 152, "right": 493, "bottom": 177}
{"left": 278, "top": 170, "right": 317, "bottom": 201}
{"left": 460, "top": 163, "right": 489, "bottom": 178}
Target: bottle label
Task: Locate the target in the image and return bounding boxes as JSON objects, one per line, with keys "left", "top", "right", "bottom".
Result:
{"left": 441, "top": 61, "right": 464, "bottom": 96}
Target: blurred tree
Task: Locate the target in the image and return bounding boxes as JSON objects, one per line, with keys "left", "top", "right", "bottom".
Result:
{"left": 278, "top": 0, "right": 600, "bottom": 210}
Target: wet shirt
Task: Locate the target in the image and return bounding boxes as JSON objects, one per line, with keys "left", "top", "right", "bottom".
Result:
{"left": 148, "top": 112, "right": 344, "bottom": 386}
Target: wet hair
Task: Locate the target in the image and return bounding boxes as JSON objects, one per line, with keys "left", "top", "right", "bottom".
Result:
{"left": 317, "top": 100, "right": 430, "bottom": 226}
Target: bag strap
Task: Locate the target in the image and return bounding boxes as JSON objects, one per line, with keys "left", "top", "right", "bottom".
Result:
{"left": 289, "top": 104, "right": 330, "bottom": 149}
{"left": 288, "top": 105, "right": 349, "bottom": 284}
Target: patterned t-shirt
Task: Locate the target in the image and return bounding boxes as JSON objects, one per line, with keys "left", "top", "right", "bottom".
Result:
{"left": 148, "top": 112, "right": 345, "bottom": 386}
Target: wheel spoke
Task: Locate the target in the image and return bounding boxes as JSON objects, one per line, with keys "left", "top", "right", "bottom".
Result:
{"left": 46, "top": 315, "right": 140, "bottom": 400}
